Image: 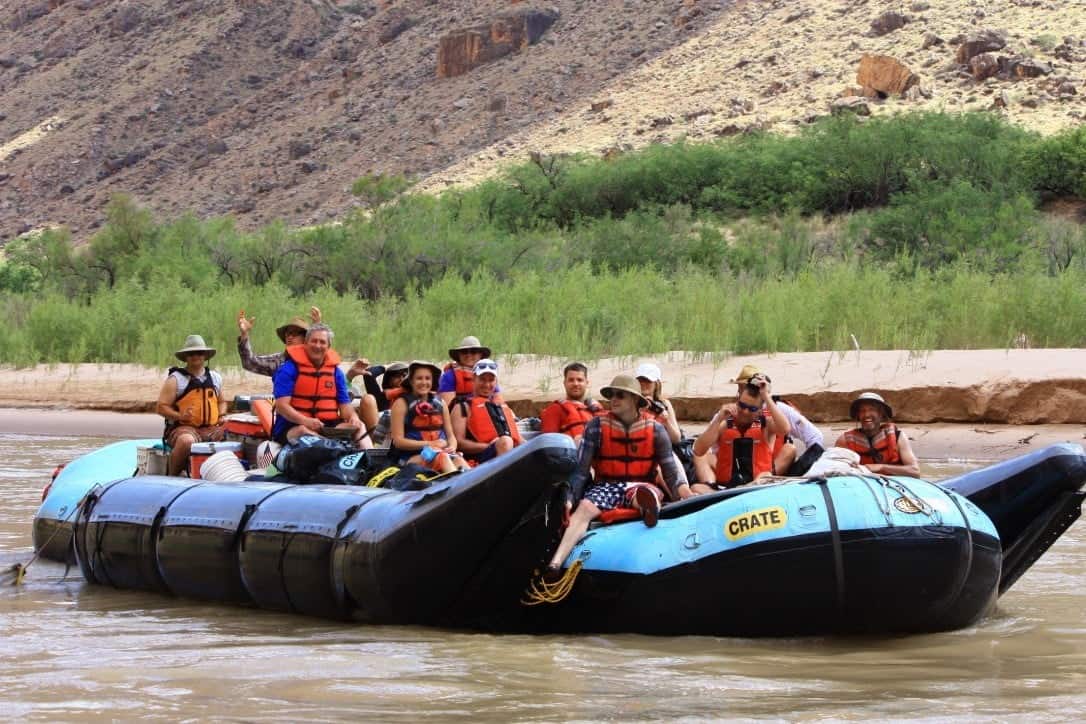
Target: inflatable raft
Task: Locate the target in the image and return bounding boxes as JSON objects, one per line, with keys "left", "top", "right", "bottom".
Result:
{"left": 31, "top": 438, "right": 1086, "bottom": 636}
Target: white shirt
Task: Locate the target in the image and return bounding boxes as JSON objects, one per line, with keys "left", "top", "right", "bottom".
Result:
{"left": 778, "top": 401, "right": 823, "bottom": 449}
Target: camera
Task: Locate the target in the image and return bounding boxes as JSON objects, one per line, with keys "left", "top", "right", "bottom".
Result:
{"left": 648, "top": 399, "right": 666, "bottom": 415}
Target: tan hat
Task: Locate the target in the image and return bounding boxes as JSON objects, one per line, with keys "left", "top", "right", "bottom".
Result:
{"left": 448, "top": 335, "right": 492, "bottom": 361}
{"left": 175, "top": 334, "right": 216, "bottom": 361}
{"left": 600, "top": 374, "right": 649, "bottom": 408}
{"left": 402, "top": 360, "right": 443, "bottom": 390}
{"left": 730, "top": 364, "right": 761, "bottom": 384}
{"left": 850, "top": 392, "right": 893, "bottom": 420}
{"left": 275, "top": 316, "right": 310, "bottom": 343}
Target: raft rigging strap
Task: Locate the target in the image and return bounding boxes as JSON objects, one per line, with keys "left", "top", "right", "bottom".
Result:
{"left": 521, "top": 560, "right": 584, "bottom": 606}
{"left": 4, "top": 486, "right": 100, "bottom": 587}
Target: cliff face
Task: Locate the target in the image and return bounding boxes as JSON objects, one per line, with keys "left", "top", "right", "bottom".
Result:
{"left": 1, "top": 0, "right": 1084, "bottom": 240}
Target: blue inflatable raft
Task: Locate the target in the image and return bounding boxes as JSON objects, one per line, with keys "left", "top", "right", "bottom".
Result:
{"left": 31, "top": 437, "right": 1086, "bottom": 636}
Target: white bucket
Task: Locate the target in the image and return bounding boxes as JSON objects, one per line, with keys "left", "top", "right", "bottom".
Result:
{"left": 136, "top": 446, "right": 151, "bottom": 475}
{"left": 199, "top": 450, "right": 249, "bottom": 482}
{"left": 137, "top": 446, "right": 169, "bottom": 475}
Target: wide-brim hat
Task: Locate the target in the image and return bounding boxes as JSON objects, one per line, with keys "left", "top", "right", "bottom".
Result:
{"left": 600, "top": 374, "right": 649, "bottom": 408}
{"left": 448, "top": 335, "right": 492, "bottom": 361}
{"left": 175, "top": 334, "right": 216, "bottom": 361}
{"left": 730, "top": 363, "right": 761, "bottom": 384}
{"left": 275, "top": 316, "right": 311, "bottom": 343}
{"left": 383, "top": 361, "right": 409, "bottom": 375}
{"left": 402, "top": 360, "right": 443, "bottom": 390}
{"left": 850, "top": 392, "right": 893, "bottom": 420}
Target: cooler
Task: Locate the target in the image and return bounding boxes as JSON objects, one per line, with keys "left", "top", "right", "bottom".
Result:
{"left": 190, "top": 441, "right": 244, "bottom": 479}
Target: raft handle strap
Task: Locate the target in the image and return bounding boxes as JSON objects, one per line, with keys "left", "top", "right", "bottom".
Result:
{"left": 817, "top": 480, "right": 846, "bottom": 614}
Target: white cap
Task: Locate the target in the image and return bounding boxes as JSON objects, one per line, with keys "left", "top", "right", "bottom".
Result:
{"left": 473, "top": 358, "right": 499, "bottom": 378}
{"left": 634, "top": 363, "right": 662, "bottom": 382}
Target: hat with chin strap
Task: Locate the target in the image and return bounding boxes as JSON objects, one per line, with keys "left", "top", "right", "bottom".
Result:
{"left": 849, "top": 391, "right": 893, "bottom": 420}
{"left": 600, "top": 374, "right": 649, "bottom": 408}
{"left": 175, "top": 334, "right": 216, "bottom": 361}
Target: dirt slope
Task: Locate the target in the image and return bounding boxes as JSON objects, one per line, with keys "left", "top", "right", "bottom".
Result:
{"left": 1, "top": 0, "right": 1083, "bottom": 239}
{"left": 0, "top": 0, "right": 727, "bottom": 239}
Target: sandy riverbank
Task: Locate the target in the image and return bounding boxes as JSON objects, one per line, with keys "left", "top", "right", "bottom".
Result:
{"left": 1, "top": 349, "right": 1084, "bottom": 423}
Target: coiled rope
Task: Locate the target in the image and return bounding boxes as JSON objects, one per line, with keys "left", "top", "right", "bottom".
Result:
{"left": 521, "top": 560, "right": 583, "bottom": 606}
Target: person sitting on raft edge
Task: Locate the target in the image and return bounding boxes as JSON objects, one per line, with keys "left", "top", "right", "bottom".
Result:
{"left": 543, "top": 374, "right": 693, "bottom": 579}
{"left": 834, "top": 392, "right": 920, "bottom": 477}
{"left": 451, "top": 358, "right": 522, "bottom": 466}
{"left": 157, "top": 334, "right": 228, "bottom": 476}
{"left": 389, "top": 360, "right": 468, "bottom": 474}
{"left": 539, "top": 362, "right": 605, "bottom": 445}
{"left": 236, "top": 306, "right": 320, "bottom": 376}
{"left": 270, "top": 323, "right": 368, "bottom": 448}
{"left": 691, "top": 373, "right": 790, "bottom": 492}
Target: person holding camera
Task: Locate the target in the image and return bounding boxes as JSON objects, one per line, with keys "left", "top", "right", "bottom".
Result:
{"left": 389, "top": 360, "right": 467, "bottom": 474}
{"left": 635, "top": 363, "right": 682, "bottom": 444}
{"left": 691, "top": 373, "right": 790, "bottom": 491}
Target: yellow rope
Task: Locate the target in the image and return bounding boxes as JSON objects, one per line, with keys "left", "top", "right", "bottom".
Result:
{"left": 521, "top": 560, "right": 583, "bottom": 606}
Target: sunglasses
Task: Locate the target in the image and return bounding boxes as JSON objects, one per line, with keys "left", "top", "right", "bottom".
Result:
{"left": 610, "top": 391, "right": 633, "bottom": 400}
{"left": 737, "top": 400, "right": 762, "bottom": 413}
{"left": 474, "top": 363, "right": 498, "bottom": 374}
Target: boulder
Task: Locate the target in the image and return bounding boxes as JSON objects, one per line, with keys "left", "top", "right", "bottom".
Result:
{"left": 437, "top": 9, "right": 559, "bottom": 78}
{"left": 969, "top": 52, "right": 999, "bottom": 81}
{"left": 870, "top": 11, "right": 907, "bottom": 37}
{"left": 857, "top": 54, "right": 919, "bottom": 96}
{"left": 1001, "top": 57, "right": 1052, "bottom": 79}
{"left": 831, "top": 97, "right": 871, "bottom": 116}
{"left": 921, "top": 32, "right": 944, "bottom": 49}
{"left": 956, "top": 30, "right": 1006, "bottom": 64}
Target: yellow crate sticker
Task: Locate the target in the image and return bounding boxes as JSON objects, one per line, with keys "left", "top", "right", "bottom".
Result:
{"left": 724, "top": 506, "right": 788, "bottom": 541}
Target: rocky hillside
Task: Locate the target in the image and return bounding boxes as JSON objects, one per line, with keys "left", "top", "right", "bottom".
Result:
{"left": 1, "top": 0, "right": 1084, "bottom": 240}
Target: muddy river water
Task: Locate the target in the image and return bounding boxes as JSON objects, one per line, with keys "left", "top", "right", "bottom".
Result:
{"left": 1, "top": 424, "right": 1084, "bottom": 721}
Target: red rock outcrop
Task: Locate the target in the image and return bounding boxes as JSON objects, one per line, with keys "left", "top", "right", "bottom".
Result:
{"left": 437, "top": 9, "right": 559, "bottom": 78}
{"left": 857, "top": 54, "right": 919, "bottom": 96}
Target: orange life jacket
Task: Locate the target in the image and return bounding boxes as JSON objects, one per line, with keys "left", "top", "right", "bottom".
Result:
{"left": 286, "top": 345, "right": 342, "bottom": 425}
{"left": 462, "top": 396, "right": 521, "bottom": 446}
{"left": 840, "top": 423, "right": 902, "bottom": 465}
{"left": 444, "top": 363, "right": 476, "bottom": 402}
{"left": 714, "top": 416, "right": 774, "bottom": 487}
{"left": 167, "top": 367, "right": 221, "bottom": 430}
{"left": 385, "top": 387, "right": 405, "bottom": 403}
{"left": 403, "top": 393, "right": 446, "bottom": 444}
{"left": 593, "top": 414, "right": 658, "bottom": 484}
{"left": 544, "top": 399, "right": 602, "bottom": 438}
{"left": 444, "top": 362, "right": 504, "bottom": 404}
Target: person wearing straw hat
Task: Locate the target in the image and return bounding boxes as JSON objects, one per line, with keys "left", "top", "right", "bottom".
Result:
{"left": 438, "top": 335, "right": 500, "bottom": 406}
{"left": 451, "top": 359, "right": 522, "bottom": 465}
{"left": 691, "top": 373, "right": 790, "bottom": 491}
{"left": 543, "top": 374, "right": 693, "bottom": 578}
{"left": 728, "top": 364, "right": 825, "bottom": 477}
{"left": 834, "top": 392, "right": 919, "bottom": 477}
{"left": 236, "top": 306, "right": 321, "bottom": 377}
{"left": 157, "top": 334, "right": 228, "bottom": 476}
{"left": 390, "top": 360, "right": 468, "bottom": 474}
{"left": 271, "top": 323, "right": 367, "bottom": 447}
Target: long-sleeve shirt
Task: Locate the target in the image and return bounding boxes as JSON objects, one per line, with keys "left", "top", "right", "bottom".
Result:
{"left": 567, "top": 416, "right": 682, "bottom": 504}
{"left": 237, "top": 336, "right": 287, "bottom": 377}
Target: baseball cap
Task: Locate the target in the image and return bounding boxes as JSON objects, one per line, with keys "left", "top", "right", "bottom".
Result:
{"left": 634, "top": 363, "right": 662, "bottom": 382}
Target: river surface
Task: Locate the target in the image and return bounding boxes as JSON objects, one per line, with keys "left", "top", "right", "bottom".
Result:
{"left": 1, "top": 430, "right": 1084, "bottom": 721}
